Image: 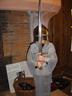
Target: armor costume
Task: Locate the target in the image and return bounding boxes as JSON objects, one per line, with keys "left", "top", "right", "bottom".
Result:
{"left": 27, "top": 25, "right": 58, "bottom": 96}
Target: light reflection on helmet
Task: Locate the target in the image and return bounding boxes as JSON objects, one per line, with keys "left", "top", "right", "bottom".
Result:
{"left": 33, "top": 24, "right": 49, "bottom": 44}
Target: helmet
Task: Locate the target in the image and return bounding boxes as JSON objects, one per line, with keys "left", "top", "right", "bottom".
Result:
{"left": 33, "top": 24, "right": 49, "bottom": 44}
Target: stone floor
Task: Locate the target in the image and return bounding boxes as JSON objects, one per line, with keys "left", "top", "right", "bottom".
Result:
{"left": 0, "top": 84, "right": 72, "bottom": 96}
{"left": 0, "top": 90, "right": 70, "bottom": 96}
{"left": 0, "top": 91, "right": 16, "bottom": 96}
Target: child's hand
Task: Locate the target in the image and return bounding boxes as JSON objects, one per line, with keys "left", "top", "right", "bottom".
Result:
{"left": 37, "top": 53, "right": 45, "bottom": 64}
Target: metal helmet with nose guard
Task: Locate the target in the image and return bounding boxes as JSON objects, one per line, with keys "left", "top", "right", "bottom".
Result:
{"left": 33, "top": 24, "right": 49, "bottom": 44}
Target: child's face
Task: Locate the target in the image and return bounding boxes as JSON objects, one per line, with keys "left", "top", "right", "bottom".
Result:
{"left": 42, "top": 39, "right": 48, "bottom": 44}
{"left": 42, "top": 36, "right": 49, "bottom": 44}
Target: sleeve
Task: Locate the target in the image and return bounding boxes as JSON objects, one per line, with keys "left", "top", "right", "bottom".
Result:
{"left": 27, "top": 44, "right": 37, "bottom": 75}
{"left": 45, "top": 43, "right": 58, "bottom": 73}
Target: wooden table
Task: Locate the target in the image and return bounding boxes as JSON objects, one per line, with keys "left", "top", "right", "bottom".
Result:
{"left": 51, "top": 89, "right": 68, "bottom": 96}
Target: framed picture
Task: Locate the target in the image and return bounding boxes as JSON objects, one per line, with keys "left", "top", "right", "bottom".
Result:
{"left": 71, "top": 9, "right": 72, "bottom": 16}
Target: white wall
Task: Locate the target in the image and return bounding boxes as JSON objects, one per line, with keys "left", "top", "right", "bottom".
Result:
{"left": 6, "top": 61, "right": 33, "bottom": 93}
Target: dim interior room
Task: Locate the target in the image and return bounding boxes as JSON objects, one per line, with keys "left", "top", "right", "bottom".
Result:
{"left": 0, "top": 0, "right": 72, "bottom": 96}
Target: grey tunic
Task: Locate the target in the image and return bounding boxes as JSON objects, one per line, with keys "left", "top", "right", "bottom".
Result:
{"left": 27, "top": 42, "right": 58, "bottom": 96}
